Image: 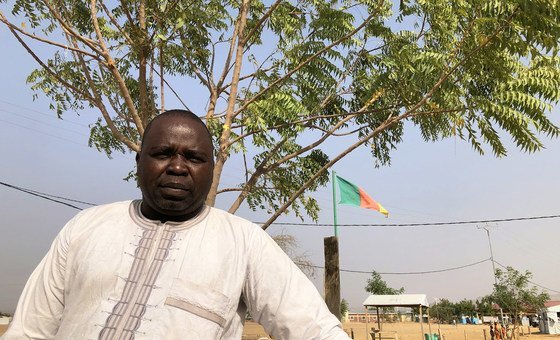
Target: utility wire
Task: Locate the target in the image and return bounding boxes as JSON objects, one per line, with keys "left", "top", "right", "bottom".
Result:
{"left": 0, "top": 181, "right": 96, "bottom": 210}
{"left": 3, "top": 180, "right": 560, "bottom": 227}
{"left": 0, "top": 108, "right": 86, "bottom": 136}
{"left": 0, "top": 98, "right": 89, "bottom": 127}
{"left": 0, "top": 118, "right": 87, "bottom": 147}
{"left": 259, "top": 215, "right": 560, "bottom": 227}
{"left": 493, "top": 260, "right": 560, "bottom": 294}
{"left": 2, "top": 181, "right": 559, "bottom": 293}
{"left": 296, "top": 258, "right": 491, "bottom": 275}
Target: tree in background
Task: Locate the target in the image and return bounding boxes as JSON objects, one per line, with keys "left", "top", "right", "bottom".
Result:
{"left": 476, "top": 295, "right": 496, "bottom": 316}
{"left": 1, "top": 1, "right": 560, "bottom": 227}
{"left": 491, "top": 266, "right": 549, "bottom": 338}
{"left": 365, "top": 271, "right": 404, "bottom": 295}
{"left": 364, "top": 271, "right": 404, "bottom": 321}
{"left": 340, "top": 298, "right": 349, "bottom": 317}
{"left": 431, "top": 297, "right": 497, "bottom": 324}
{"left": 430, "top": 298, "right": 457, "bottom": 324}
{"left": 455, "top": 299, "right": 477, "bottom": 320}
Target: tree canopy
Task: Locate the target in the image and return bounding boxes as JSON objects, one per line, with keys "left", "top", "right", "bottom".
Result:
{"left": 2, "top": 0, "right": 560, "bottom": 227}
{"left": 491, "top": 266, "right": 549, "bottom": 326}
{"left": 365, "top": 270, "right": 404, "bottom": 295}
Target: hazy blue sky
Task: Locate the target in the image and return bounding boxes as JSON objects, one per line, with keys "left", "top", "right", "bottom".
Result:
{"left": 1, "top": 11, "right": 559, "bottom": 314}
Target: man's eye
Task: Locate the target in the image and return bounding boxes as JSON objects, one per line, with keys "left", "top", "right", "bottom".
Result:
{"left": 185, "top": 153, "right": 206, "bottom": 163}
{"left": 152, "top": 152, "right": 170, "bottom": 159}
{"left": 190, "top": 157, "right": 204, "bottom": 163}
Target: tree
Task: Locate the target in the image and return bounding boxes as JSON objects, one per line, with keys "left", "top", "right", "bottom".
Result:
{"left": 365, "top": 271, "right": 404, "bottom": 295}
{"left": 455, "top": 299, "right": 477, "bottom": 318}
{"left": 476, "top": 295, "right": 496, "bottom": 316}
{"left": 340, "top": 298, "right": 349, "bottom": 317}
{"left": 272, "top": 232, "right": 315, "bottom": 277}
{"left": 430, "top": 298, "right": 457, "bottom": 324}
{"left": 491, "top": 266, "right": 549, "bottom": 338}
{"left": 1, "top": 0, "right": 560, "bottom": 227}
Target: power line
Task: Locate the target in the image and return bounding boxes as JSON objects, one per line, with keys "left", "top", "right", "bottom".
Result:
{"left": 2, "top": 180, "right": 559, "bottom": 294}
{"left": 296, "top": 258, "right": 491, "bottom": 275}
{"left": 2, "top": 180, "right": 560, "bottom": 228}
{"left": 260, "top": 215, "right": 560, "bottom": 227}
{"left": 493, "top": 260, "right": 560, "bottom": 294}
{"left": 0, "top": 118, "right": 87, "bottom": 147}
{"left": 0, "top": 108, "right": 87, "bottom": 137}
{"left": 0, "top": 98, "right": 89, "bottom": 127}
{"left": 0, "top": 181, "right": 96, "bottom": 210}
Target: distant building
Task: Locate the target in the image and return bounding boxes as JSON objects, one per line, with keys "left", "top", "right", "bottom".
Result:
{"left": 0, "top": 316, "right": 12, "bottom": 325}
{"left": 347, "top": 311, "right": 413, "bottom": 323}
{"left": 539, "top": 300, "right": 560, "bottom": 334}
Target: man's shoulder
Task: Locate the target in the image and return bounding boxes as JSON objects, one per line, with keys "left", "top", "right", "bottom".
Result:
{"left": 67, "top": 200, "right": 133, "bottom": 226}
{"left": 77, "top": 200, "right": 133, "bottom": 216}
{"left": 56, "top": 200, "right": 134, "bottom": 242}
{"left": 206, "top": 206, "right": 252, "bottom": 223}
{"left": 205, "top": 206, "right": 260, "bottom": 230}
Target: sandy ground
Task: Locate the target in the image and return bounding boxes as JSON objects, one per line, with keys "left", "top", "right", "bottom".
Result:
{"left": 2, "top": 321, "right": 560, "bottom": 339}
{"left": 242, "top": 321, "right": 560, "bottom": 340}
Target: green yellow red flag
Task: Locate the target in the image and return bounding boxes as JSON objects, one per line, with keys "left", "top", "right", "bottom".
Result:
{"left": 335, "top": 175, "right": 389, "bottom": 217}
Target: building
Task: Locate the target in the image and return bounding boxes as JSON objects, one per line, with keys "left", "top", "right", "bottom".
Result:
{"left": 539, "top": 300, "right": 560, "bottom": 334}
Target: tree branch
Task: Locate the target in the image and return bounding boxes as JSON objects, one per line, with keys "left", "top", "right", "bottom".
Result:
{"left": 234, "top": 14, "right": 376, "bottom": 118}
{"left": 227, "top": 91, "right": 383, "bottom": 214}
{"left": 5, "top": 24, "right": 96, "bottom": 104}
{"left": 0, "top": 12, "right": 99, "bottom": 60}
{"left": 227, "top": 138, "right": 288, "bottom": 213}
{"left": 40, "top": 0, "right": 102, "bottom": 53}
{"left": 98, "top": 0, "right": 133, "bottom": 45}
{"left": 72, "top": 37, "right": 140, "bottom": 152}
{"left": 260, "top": 12, "right": 517, "bottom": 229}
{"left": 90, "top": 0, "right": 144, "bottom": 135}
{"left": 207, "top": 0, "right": 251, "bottom": 207}
{"left": 215, "top": 16, "right": 240, "bottom": 90}
{"left": 241, "top": 0, "right": 283, "bottom": 45}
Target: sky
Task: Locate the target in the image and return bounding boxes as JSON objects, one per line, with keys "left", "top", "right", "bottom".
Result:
{"left": 1, "top": 9, "right": 560, "bottom": 315}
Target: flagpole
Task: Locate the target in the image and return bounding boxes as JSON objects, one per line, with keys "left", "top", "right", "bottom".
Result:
{"left": 332, "top": 170, "right": 338, "bottom": 237}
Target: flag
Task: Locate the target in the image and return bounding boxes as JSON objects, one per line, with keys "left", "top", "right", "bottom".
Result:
{"left": 335, "top": 175, "right": 389, "bottom": 217}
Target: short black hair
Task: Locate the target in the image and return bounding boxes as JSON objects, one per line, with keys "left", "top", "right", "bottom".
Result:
{"left": 141, "top": 109, "right": 213, "bottom": 148}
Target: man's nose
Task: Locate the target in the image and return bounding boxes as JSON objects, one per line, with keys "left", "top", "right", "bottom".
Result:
{"left": 166, "top": 154, "right": 188, "bottom": 175}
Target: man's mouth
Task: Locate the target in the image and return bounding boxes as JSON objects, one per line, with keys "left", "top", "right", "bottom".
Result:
{"left": 159, "top": 183, "right": 190, "bottom": 198}
{"left": 160, "top": 182, "right": 188, "bottom": 191}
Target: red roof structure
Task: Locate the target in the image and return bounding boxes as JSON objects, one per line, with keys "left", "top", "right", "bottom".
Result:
{"left": 544, "top": 301, "right": 560, "bottom": 308}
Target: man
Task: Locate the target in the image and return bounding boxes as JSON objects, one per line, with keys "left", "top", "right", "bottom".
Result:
{"left": 2, "top": 110, "right": 348, "bottom": 339}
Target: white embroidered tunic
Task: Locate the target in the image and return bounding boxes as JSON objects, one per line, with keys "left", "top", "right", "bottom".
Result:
{"left": 2, "top": 201, "right": 348, "bottom": 339}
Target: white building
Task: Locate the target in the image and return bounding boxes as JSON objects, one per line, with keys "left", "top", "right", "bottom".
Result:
{"left": 0, "top": 316, "right": 12, "bottom": 325}
{"left": 539, "top": 301, "right": 560, "bottom": 334}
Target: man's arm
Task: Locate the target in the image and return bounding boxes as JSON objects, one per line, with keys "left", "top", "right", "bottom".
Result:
{"left": 242, "top": 226, "right": 349, "bottom": 339}
{"left": 1, "top": 226, "right": 70, "bottom": 339}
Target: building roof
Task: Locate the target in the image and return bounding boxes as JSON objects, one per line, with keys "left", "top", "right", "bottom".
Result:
{"left": 363, "top": 294, "right": 429, "bottom": 308}
{"left": 545, "top": 301, "right": 560, "bottom": 308}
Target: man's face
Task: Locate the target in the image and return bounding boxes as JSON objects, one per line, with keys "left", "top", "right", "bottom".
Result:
{"left": 137, "top": 115, "right": 214, "bottom": 222}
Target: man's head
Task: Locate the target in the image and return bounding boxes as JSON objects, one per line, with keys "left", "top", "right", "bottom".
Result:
{"left": 136, "top": 110, "right": 214, "bottom": 222}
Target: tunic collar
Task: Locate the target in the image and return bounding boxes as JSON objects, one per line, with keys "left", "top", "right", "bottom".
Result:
{"left": 128, "top": 200, "right": 211, "bottom": 231}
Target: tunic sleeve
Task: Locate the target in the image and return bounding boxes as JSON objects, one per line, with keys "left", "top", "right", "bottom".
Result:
{"left": 1, "top": 219, "right": 73, "bottom": 339}
{"left": 242, "top": 226, "right": 349, "bottom": 340}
